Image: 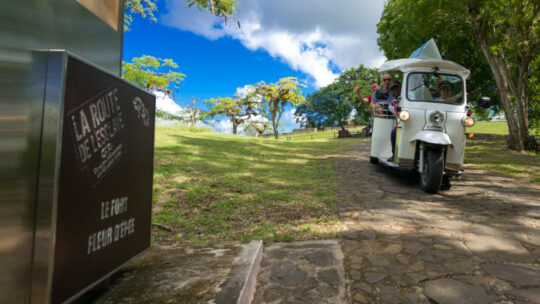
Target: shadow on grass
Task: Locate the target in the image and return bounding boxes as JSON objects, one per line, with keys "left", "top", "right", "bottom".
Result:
{"left": 466, "top": 138, "right": 539, "bottom": 183}
{"left": 152, "top": 133, "right": 367, "bottom": 243}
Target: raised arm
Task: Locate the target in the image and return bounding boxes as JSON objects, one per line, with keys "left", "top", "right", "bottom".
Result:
{"left": 355, "top": 86, "right": 369, "bottom": 104}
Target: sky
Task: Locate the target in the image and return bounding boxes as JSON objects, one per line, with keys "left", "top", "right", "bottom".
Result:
{"left": 123, "top": 0, "right": 387, "bottom": 133}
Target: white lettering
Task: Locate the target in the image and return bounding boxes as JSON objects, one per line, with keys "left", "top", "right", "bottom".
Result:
{"left": 87, "top": 217, "right": 135, "bottom": 255}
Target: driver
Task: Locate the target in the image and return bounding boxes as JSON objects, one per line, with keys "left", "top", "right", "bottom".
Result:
{"left": 435, "top": 80, "right": 462, "bottom": 103}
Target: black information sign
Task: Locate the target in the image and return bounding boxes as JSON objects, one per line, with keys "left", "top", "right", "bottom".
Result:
{"left": 52, "top": 55, "right": 155, "bottom": 304}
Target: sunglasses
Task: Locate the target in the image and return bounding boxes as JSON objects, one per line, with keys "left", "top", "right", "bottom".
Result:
{"left": 383, "top": 78, "right": 391, "bottom": 81}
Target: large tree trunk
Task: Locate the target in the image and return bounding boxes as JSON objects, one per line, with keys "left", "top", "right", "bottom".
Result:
{"left": 468, "top": 5, "right": 524, "bottom": 151}
{"left": 497, "top": 50, "right": 530, "bottom": 141}
{"left": 479, "top": 45, "right": 523, "bottom": 150}
{"left": 516, "top": 62, "right": 529, "bottom": 139}
{"left": 273, "top": 119, "right": 279, "bottom": 139}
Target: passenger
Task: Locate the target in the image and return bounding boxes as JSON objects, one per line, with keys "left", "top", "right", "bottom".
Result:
{"left": 354, "top": 81, "right": 379, "bottom": 105}
{"left": 388, "top": 80, "right": 401, "bottom": 163}
{"left": 435, "top": 80, "right": 460, "bottom": 103}
{"left": 355, "top": 81, "right": 379, "bottom": 135}
{"left": 430, "top": 77, "right": 443, "bottom": 99}
{"left": 389, "top": 80, "right": 401, "bottom": 105}
{"left": 371, "top": 73, "right": 393, "bottom": 113}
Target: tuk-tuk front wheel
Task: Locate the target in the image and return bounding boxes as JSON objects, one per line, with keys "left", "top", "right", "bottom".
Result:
{"left": 420, "top": 148, "right": 444, "bottom": 193}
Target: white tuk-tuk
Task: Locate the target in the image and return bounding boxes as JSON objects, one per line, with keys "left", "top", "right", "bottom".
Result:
{"left": 369, "top": 40, "right": 490, "bottom": 193}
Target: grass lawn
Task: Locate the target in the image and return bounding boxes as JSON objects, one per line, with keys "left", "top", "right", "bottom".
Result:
{"left": 281, "top": 127, "right": 365, "bottom": 141}
{"left": 465, "top": 121, "right": 539, "bottom": 183}
{"left": 468, "top": 121, "right": 508, "bottom": 135}
{"left": 466, "top": 137, "right": 540, "bottom": 183}
{"left": 152, "top": 124, "right": 366, "bottom": 244}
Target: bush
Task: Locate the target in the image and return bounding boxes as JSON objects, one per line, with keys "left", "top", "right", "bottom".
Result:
{"left": 524, "top": 134, "right": 540, "bottom": 153}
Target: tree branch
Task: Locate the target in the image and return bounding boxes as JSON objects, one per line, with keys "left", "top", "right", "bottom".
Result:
{"left": 209, "top": 0, "right": 215, "bottom": 15}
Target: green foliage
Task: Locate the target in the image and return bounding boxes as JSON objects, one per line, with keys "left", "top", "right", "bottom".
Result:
{"left": 122, "top": 55, "right": 186, "bottom": 93}
{"left": 204, "top": 86, "right": 260, "bottom": 134}
{"left": 376, "top": 0, "right": 500, "bottom": 114}
{"left": 124, "top": 0, "right": 158, "bottom": 31}
{"left": 186, "top": 0, "right": 238, "bottom": 18}
{"left": 524, "top": 135, "right": 540, "bottom": 153}
{"left": 124, "top": 0, "right": 239, "bottom": 31}
{"left": 256, "top": 77, "right": 306, "bottom": 139}
{"left": 529, "top": 55, "right": 540, "bottom": 136}
{"left": 296, "top": 83, "right": 354, "bottom": 129}
{"left": 377, "top": 0, "right": 539, "bottom": 150}
{"left": 296, "top": 65, "right": 378, "bottom": 128}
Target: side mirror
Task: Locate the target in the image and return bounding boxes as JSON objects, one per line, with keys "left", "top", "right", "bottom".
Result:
{"left": 478, "top": 96, "right": 491, "bottom": 108}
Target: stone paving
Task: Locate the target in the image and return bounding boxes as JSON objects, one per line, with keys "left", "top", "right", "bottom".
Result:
{"left": 80, "top": 242, "right": 260, "bottom": 304}
{"left": 254, "top": 240, "right": 347, "bottom": 304}
{"left": 336, "top": 142, "right": 540, "bottom": 303}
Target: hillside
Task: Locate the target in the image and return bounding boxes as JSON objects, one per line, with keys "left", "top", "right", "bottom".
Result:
{"left": 152, "top": 124, "right": 367, "bottom": 243}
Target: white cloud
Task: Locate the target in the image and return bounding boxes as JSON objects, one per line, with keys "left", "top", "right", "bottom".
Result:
{"left": 155, "top": 91, "right": 183, "bottom": 114}
{"left": 280, "top": 109, "right": 302, "bottom": 132}
{"left": 210, "top": 119, "right": 233, "bottom": 134}
{"left": 162, "top": 0, "right": 386, "bottom": 88}
{"left": 162, "top": 2, "right": 225, "bottom": 40}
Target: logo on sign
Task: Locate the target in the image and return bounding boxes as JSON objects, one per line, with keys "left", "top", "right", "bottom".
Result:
{"left": 67, "top": 86, "right": 126, "bottom": 185}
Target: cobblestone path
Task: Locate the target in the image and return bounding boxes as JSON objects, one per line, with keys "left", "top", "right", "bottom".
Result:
{"left": 337, "top": 142, "right": 540, "bottom": 304}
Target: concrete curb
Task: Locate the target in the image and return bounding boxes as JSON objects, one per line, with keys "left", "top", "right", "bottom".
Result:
{"left": 215, "top": 240, "right": 263, "bottom": 304}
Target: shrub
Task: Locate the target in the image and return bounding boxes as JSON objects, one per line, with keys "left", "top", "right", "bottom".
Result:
{"left": 524, "top": 134, "right": 540, "bottom": 153}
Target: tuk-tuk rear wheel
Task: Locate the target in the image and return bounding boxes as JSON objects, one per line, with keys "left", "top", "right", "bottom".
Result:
{"left": 420, "top": 148, "right": 444, "bottom": 193}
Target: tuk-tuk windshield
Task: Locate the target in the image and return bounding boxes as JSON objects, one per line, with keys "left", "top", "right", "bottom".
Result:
{"left": 407, "top": 73, "right": 464, "bottom": 105}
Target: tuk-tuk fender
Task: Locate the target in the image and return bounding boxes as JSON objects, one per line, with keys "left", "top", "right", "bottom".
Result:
{"left": 410, "top": 130, "right": 452, "bottom": 145}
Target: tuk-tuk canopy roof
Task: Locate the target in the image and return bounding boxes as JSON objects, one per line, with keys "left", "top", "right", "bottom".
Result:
{"left": 379, "top": 58, "right": 471, "bottom": 80}
{"left": 379, "top": 39, "right": 470, "bottom": 79}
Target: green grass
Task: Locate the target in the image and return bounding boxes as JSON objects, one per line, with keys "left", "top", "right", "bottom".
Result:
{"left": 281, "top": 127, "right": 365, "bottom": 141}
{"left": 466, "top": 137, "right": 540, "bottom": 183}
{"left": 464, "top": 121, "right": 539, "bottom": 182}
{"left": 468, "top": 121, "right": 508, "bottom": 135}
{"left": 152, "top": 125, "right": 366, "bottom": 244}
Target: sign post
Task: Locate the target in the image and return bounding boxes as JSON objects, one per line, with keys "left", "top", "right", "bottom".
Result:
{"left": 48, "top": 53, "right": 155, "bottom": 304}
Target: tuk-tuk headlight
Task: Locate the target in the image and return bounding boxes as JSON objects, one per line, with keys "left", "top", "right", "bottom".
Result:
{"left": 399, "top": 110, "right": 410, "bottom": 121}
{"left": 429, "top": 111, "right": 444, "bottom": 125}
{"left": 463, "top": 116, "right": 475, "bottom": 127}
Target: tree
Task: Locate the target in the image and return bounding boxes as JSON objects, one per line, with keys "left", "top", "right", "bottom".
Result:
{"left": 185, "top": 0, "right": 239, "bottom": 22}
{"left": 467, "top": 0, "right": 539, "bottom": 150}
{"left": 204, "top": 87, "right": 260, "bottom": 134}
{"left": 295, "top": 83, "right": 353, "bottom": 129}
{"left": 255, "top": 77, "right": 306, "bottom": 139}
{"left": 183, "top": 98, "right": 206, "bottom": 126}
{"left": 295, "top": 65, "right": 378, "bottom": 129}
{"left": 124, "top": 0, "right": 158, "bottom": 31}
{"left": 377, "top": 0, "right": 539, "bottom": 151}
{"left": 122, "top": 55, "right": 186, "bottom": 93}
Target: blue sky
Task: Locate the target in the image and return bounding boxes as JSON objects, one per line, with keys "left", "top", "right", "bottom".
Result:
{"left": 123, "top": 0, "right": 386, "bottom": 133}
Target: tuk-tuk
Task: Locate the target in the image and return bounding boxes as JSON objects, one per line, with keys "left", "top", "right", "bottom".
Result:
{"left": 370, "top": 40, "right": 490, "bottom": 193}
